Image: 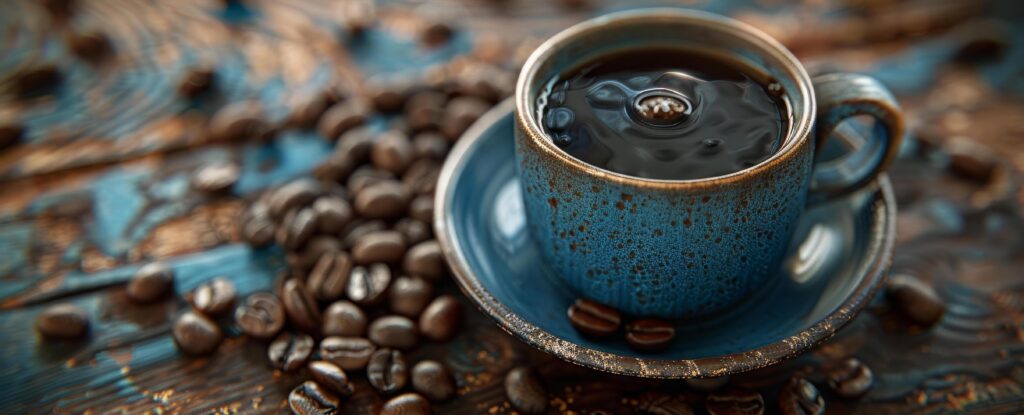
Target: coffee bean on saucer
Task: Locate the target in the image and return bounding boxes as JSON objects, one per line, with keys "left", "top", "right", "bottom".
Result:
{"left": 348, "top": 167, "right": 396, "bottom": 195}
{"left": 191, "top": 162, "right": 239, "bottom": 194}
{"left": 402, "top": 159, "right": 442, "bottom": 196}
{"left": 268, "top": 332, "right": 314, "bottom": 372}
{"left": 505, "top": 366, "right": 547, "bottom": 414}
{"left": 178, "top": 66, "right": 216, "bottom": 98}
{"left": 706, "top": 389, "right": 765, "bottom": 415}
{"left": 886, "top": 273, "right": 945, "bottom": 327}
{"left": 9, "top": 64, "right": 62, "bottom": 98}
{"left": 0, "top": 122, "right": 25, "bottom": 151}
{"left": 389, "top": 276, "right": 434, "bottom": 318}
{"left": 320, "top": 336, "right": 376, "bottom": 370}
{"left": 36, "top": 303, "right": 89, "bottom": 339}
{"left": 268, "top": 179, "right": 321, "bottom": 219}
{"left": 307, "top": 251, "right": 353, "bottom": 302}
{"left": 394, "top": 218, "right": 432, "bottom": 245}
{"left": 411, "top": 132, "right": 450, "bottom": 160}
{"left": 282, "top": 278, "right": 321, "bottom": 333}
{"left": 422, "top": 22, "right": 454, "bottom": 48}
{"left": 827, "top": 358, "right": 873, "bottom": 398}
{"left": 318, "top": 100, "right": 369, "bottom": 140}
{"left": 277, "top": 207, "right": 317, "bottom": 251}
{"left": 779, "top": 377, "right": 825, "bottom": 415}
{"left": 312, "top": 196, "right": 353, "bottom": 234}
{"left": 235, "top": 293, "right": 285, "bottom": 339}
{"left": 369, "top": 315, "right": 418, "bottom": 350}
{"left": 127, "top": 262, "right": 175, "bottom": 303}
{"left": 354, "top": 181, "right": 411, "bottom": 220}
{"left": 289, "top": 380, "right": 340, "bottom": 415}
{"left": 419, "top": 295, "right": 462, "bottom": 341}
{"left": 352, "top": 230, "right": 407, "bottom": 264}
{"left": 403, "top": 240, "right": 445, "bottom": 281}
{"left": 66, "top": 30, "right": 113, "bottom": 62}
{"left": 346, "top": 264, "right": 392, "bottom": 306}
{"left": 172, "top": 310, "right": 222, "bottom": 356}
{"left": 566, "top": 298, "right": 621, "bottom": 338}
{"left": 372, "top": 130, "right": 415, "bottom": 175}
{"left": 323, "top": 300, "right": 367, "bottom": 337}
{"left": 625, "top": 319, "right": 674, "bottom": 352}
{"left": 309, "top": 360, "right": 355, "bottom": 397}
{"left": 382, "top": 393, "right": 431, "bottom": 415}
{"left": 206, "top": 100, "right": 273, "bottom": 143}
{"left": 368, "top": 348, "right": 409, "bottom": 394}
{"left": 190, "top": 277, "right": 236, "bottom": 316}
{"left": 406, "top": 93, "right": 446, "bottom": 132}
{"left": 440, "top": 96, "right": 490, "bottom": 141}
{"left": 412, "top": 360, "right": 456, "bottom": 402}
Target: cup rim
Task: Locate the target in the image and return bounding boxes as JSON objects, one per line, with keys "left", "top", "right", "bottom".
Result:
{"left": 515, "top": 8, "right": 816, "bottom": 189}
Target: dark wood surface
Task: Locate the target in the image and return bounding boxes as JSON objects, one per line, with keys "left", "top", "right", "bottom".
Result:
{"left": 1, "top": 0, "right": 1023, "bottom": 413}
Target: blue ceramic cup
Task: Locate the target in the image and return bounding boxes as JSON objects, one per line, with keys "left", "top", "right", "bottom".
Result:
{"left": 513, "top": 9, "right": 904, "bottom": 318}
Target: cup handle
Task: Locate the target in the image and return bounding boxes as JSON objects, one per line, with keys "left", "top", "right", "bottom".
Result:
{"left": 809, "top": 73, "right": 905, "bottom": 201}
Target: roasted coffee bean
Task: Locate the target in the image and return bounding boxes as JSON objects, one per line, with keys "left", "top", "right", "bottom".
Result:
{"left": 172, "top": 311, "right": 222, "bottom": 356}
{"left": 625, "top": 319, "right": 674, "bottom": 352}
{"left": 191, "top": 162, "right": 239, "bottom": 194}
{"left": 320, "top": 336, "right": 376, "bottom": 370}
{"left": 440, "top": 97, "right": 489, "bottom": 141}
{"left": 402, "top": 241, "right": 445, "bottom": 281}
{"left": 827, "top": 358, "right": 873, "bottom": 398}
{"left": 191, "top": 277, "right": 236, "bottom": 316}
{"left": 405, "top": 92, "right": 446, "bottom": 131}
{"left": 9, "top": 64, "right": 62, "bottom": 98}
{"left": 779, "top": 377, "right": 825, "bottom": 415}
{"left": 178, "top": 66, "right": 216, "bottom": 98}
{"left": 372, "top": 130, "right": 415, "bottom": 175}
{"left": 394, "top": 218, "right": 432, "bottom": 245}
{"left": 241, "top": 211, "right": 275, "bottom": 248}
{"left": 268, "top": 179, "right": 321, "bottom": 218}
{"left": 422, "top": 22, "right": 454, "bottom": 47}
{"left": 312, "top": 196, "right": 353, "bottom": 234}
{"left": 634, "top": 392, "right": 693, "bottom": 415}
{"left": 290, "top": 236, "right": 342, "bottom": 272}
{"left": 268, "top": 332, "right": 314, "bottom": 372}
{"left": 335, "top": 126, "right": 376, "bottom": 162}
{"left": 36, "top": 303, "right": 89, "bottom": 339}
{"left": 346, "top": 264, "right": 392, "bottom": 306}
{"left": 402, "top": 159, "right": 442, "bottom": 196}
{"left": 314, "top": 153, "right": 359, "bottom": 184}
{"left": 706, "top": 389, "right": 765, "bottom": 415}
{"left": 505, "top": 366, "right": 547, "bottom": 414}
{"left": 368, "top": 348, "right": 409, "bottom": 394}
{"left": 290, "top": 89, "right": 342, "bottom": 129}
{"left": 235, "top": 293, "right": 285, "bottom": 339}
{"left": 369, "top": 81, "right": 413, "bottom": 113}
{"left": 381, "top": 393, "right": 431, "bottom": 415}
{"left": 347, "top": 167, "right": 396, "bottom": 195}
{"left": 352, "top": 230, "right": 407, "bottom": 264}
{"left": 0, "top": 123, "right": 25, "bottom": 151}
{"left": 282, "top": 278, "right": 321, "bottom": 333}
{"left": 369, "top": 315, "right": 418, "bottom": 350}
{"left": 408, "top": 195, "right": 434, "bottom": 223}
{"left": 412, "top": 360, "right": 455, "bottom": 402}
{"left": 887, "top": 273, "right": 945, "bottom": 327}
{"left": 354, "top": 181, "right": 411, "bottom": 220}
{"left": 567, "top": 298, "right": 621, "bottom": 338}
{"left": 419, "top": 295, "right": 462, "bottom": 342}
{"left": 412, "top": 132, "right": 450, "bottom": 160}
{"left": 127, "top": 262, "right": 175, "bottom": 303}
{"left": 389, "top": 276, "right": 434, "bottom": 318}
{"left": 289, "top": 380, "right": 340, "bottom": 415}
{"left": 66, "top": 30, "right": 112, "bottom": 61}
{"left": 685, "top": 376, "right": 730, "bottom": 392}
{"left": 279, "top": 207, "right": 318, "bottom": 251}
{"left": 342, "top": 220, "right": 388, "bottom": 249}
{"left": 318, "top": 100, "right": 369, "bottom": 140}
{"left": 309, "top": 360, "right": 355, "bottom": 396}
{"left": 206, "top": 100, "right": 273, "bottom": 142}
{"left": 323, "top": 300, "right": 367, "bottom": 337}
{"left": 308, "top": 251, "right": 353, "bottom": 301}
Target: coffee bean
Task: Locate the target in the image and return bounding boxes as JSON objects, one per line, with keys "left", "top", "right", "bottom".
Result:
{"left": 354, "top": 181, "right": 411, "bottom": 220}
{"left": 312, "top": 196, "right": 353, "bottom": 234}
{"left": 411, "top": 132, "right": 450, "bottom": 160}
{"left": 241, "top": 210, "right": 275, "bottom": 248}
{"left": 191, "top": 277, "right": 236, "bottom": 316}
{"left": 412, "top": 360, "right": 455, "bottom": 402}
{"left": 323, "top": 300, "right": 367, "bottom": 337}
{"left": 35, "top": 303, "right": 89, "bottom": 339}
{"left": 408, "top": 195, "right": 434, "bottom": 223}
{"left": 505, "top": 366, "right": 547, "bottom": 414}
{"left": 372, "top": 130, "right": 415, "bottom": 175}
{"left": 172, "top": 311, "right": 222, "bottom": 356}
{"left": 402, "top": 159, "right": 442, "bottom": 196}
{"left": 318, "top": 100, "right": 369, "bottom": 140}
{"left": 320, "top": 336, "right": 377, "bottom": 370}
{"left": 0, "top": 122, "right": 25, "bottom": 151}
{"left": 779, "top": 377, "right": 824, "bottom": 415}
{"left": 346, "top": 264, "right": 392, "bottom": 306}
{"left": 336, "top": 126, "right": 376, "bottom": 163}
{"left": 625, "top": 319, "right": 674, "bottom": 352}
{"left": 290, "top": 236, "right": 342, "bottom": 272}
{"left": 706, "top": 390, "right": 765, "bottom": 415}
{"left": 369, "top": 315, "right": 418, "bottom": 350}
{"left": 887, "top": 273, "right": 945, "bottom": 327}
{"left": 405, "top": 92, "right": 446, "bottom": 131}
{"left": 394, "top": 218, "right": 432, "bottom": 245}
{"left": 635, "top": 393, "right": 693, "bottom": 415}
{"left": 178, "top": 66, "right": 216, "bottom": 98}
{"left": 381, "top": 393, "right": 431, "bottom": 415}
{"left": 342, "top": 220, "right": 388, "bottom": 249}
{"left": 308, "top": 360, "right": 355, "bottom": 396}
{"left": 314, "top": 153, "right": 360, "bottom": 184}
{"left": 368, "top": 348, "right": 409, "bottom": 394}
{"left": 277, "top": 207, "right": 317, "bottom": 251}
{"left": 567, "top": 298, "right": 621, "bottom": 338}
{"left": 268, "top": 179, "right": 321, "bottom": 218}
{"left": 127, "top": 262, "right": 175, "bottom": 304}
{"left": 268, "top": 332, "right": 314, "bottom": 372}
{"left": 66, "top": 30, "right": 113, "bottom": 62}
{"left": 685, "top": 376, "right": 729, "bottom": 392}
{"left": 289, "top": 380, "right": 340, "bottom": 415}
{"left": 402, "top": 241, "right": 445, "bottom": 281}
{"left": 419, "top": 295, "right": 462, "bottom": 342}
{"left": 235, "top": 293, "right": 285, "bottom": 339}
{"left": 369, "top": 81, "right": 413, "bottom": 113}
{"left": 282, "top": 278, "right": 321, "bottom": 333}
{"left": 290, "top": 89, "right": 342, "bottom": 129}
{"left": 827, "top": 358, "right": 873, "bottom": 398}
{"left": 9, "top": 64, "right": 62, "bottom": 98}
{"left": 191, "top": 162, "right": 239, "bottom": 194}
{"left": 348, "top": 167, "right": 396, "bottom": 194}
{"left": 440, "top": 97, "right": 490, "bottom": 140}
{"left": 206, "top": 100, "right": 273, "bottom": 143}
{"left": 422, "top": 22, "right": 453, "bottom": 47}
{"left": 308, "top": 251, "right": 353, "bottom": 302}
{"left": 389, "top": 276, "right": 434, "bottom": 318}
{"left": 352, "top": 230, "right": 407, "bottom": 264}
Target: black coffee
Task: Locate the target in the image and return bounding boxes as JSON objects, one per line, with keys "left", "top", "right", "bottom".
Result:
{"left": 537, "top": 48, "right": 787, "bottom": 180}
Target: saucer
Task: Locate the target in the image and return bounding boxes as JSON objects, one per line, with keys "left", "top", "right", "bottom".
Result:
{"left": 434, "top": 100, "right": 896, "bottom": 379}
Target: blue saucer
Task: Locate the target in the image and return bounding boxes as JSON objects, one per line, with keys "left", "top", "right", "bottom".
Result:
{"left": 435, "top": 100, "right": 896, "bottom": 379}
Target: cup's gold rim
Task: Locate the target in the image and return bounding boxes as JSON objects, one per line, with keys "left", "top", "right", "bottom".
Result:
{"left": 514, "top": 8, "right": 816, "bottom": 189}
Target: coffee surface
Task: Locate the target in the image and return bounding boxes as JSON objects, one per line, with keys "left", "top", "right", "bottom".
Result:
{"left": 537, "top": 48, "right": 787, "bottom": 180}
